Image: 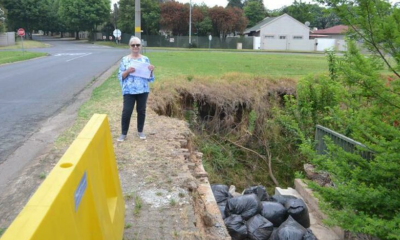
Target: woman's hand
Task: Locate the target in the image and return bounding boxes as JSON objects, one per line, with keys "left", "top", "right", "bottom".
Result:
{"left": 122, "top": 67, "right": 135, "bottom": 80}
{"left": 126, "top": 67, "right": 135, "bottom": 74}
{"left": 148, "top": 65, "right": 154, "bottom": 72}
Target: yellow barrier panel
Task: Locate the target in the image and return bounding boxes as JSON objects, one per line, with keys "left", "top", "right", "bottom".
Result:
{"left": 1, "top": 114, "right": 125, "bottom": 240}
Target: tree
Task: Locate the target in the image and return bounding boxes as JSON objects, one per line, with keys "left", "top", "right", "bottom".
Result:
{"left": 117, "top": 0, "right": 135, "bottom": 34}
{"left": 228, "top": 6, "right": 248, "bottom": 34}
{"left": 0, "top": 6, "right": 5, "bottom": 33}
{"left": 227, "top": 0, "right": 243, "bottom": 9}
{"left": 39, "top": 0, "right": 62, "bottom": 35}
{"left": 281, "top": 0, "right": 314, "bottom": 25}
{"left": 285, "top": 0, "right": 400, "bottom": 238}
{"left": 314, "top": 9, "right": 341, "bottom": 29}
{"left": 142, "top": 0, "right": 160, "bottom": 35}
{"left": 196, "top": 16, "right": 212, "bottom": 36}
{"left": 160, "top": 1, "right": 189, "bottom": 35}
{"left": 243, "top": 0, "right": 267, "bottom": 27}
{"left": 118, "top": 0, "right": 160, "bottom": 35}
{"left": 194, "top": 4, "right": 212, "bottom": 36}
{"left": 316, "top": 0, "right": 400, "bottom": 77}
{"left": 2, "top": 0, "right": 48, "bottom": 39}
{"left": 59, "top": 0, "right": 110, "bottom": 40}
{"left": 190, "top": 6, "right": 204, "bottom": 35}
{"left": 209, "top": 6, "right": 246, "bottom": 38}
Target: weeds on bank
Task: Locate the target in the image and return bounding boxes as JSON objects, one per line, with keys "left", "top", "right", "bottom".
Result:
{"left": 133, "top": 196, "right": 142, "bottom": 216}
{"left": 124, "top": 192, "right": 134, "bottom": 200}
{"left": 0, "top": 228, "right": 6, "bottom": 237}
{"left": 124, "top": 223, "right": 132, "bottom": 229}
{"left": 38, "top": 172, "right": 47, "bottom": 179}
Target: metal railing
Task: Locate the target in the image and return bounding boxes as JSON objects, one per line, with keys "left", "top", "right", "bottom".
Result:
{"left": 315, "top": 125, "right": 374, "bottom": 160}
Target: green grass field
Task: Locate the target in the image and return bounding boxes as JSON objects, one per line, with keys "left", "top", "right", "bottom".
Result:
{"left": 0, "top": 51, "right": 47, "bottom": 65}
{"left": 146, "top": 51, "right": 329, "bottom": 79}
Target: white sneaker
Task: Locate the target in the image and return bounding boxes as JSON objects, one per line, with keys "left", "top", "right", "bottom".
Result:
{"left": 138, "top": 132, "right": 146, "bottom": 140}
{"left": 117, "top": 134, "right": 127, "bottom": 142}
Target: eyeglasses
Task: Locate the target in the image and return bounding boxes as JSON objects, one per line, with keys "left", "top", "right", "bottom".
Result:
{"left": 130, "top": 44, "right": 141, "bottom": 47}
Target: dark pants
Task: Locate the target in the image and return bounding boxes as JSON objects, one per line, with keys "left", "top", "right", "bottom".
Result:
{"left": 121, "top": 93, "right": 149, "bottom": 135}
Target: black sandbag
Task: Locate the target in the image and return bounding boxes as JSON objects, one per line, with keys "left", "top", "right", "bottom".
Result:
{"left": 225, "top": 194, "right": 262, "bottom": 220}
{"left": 246, "top": 214, "right": 274, "bottom": 240}
{"left": 260, "top": 201, "right": 288, "bottom": 227}
{"left": 218, "top": 204, "right": 227, "bottom": 219}
{"left": 243, "top": 186, "right": 269, "bottom": 201}
{"left": 303, "top": 229, "right": 318, "bottom": 240}
{"left": 270, "top": 194, "right": 297, "bottom": 205}
{"left": 211, "top": 184, "right": 233, "bottom": 204}
{"left": 224, "top": 214, "right": 248, "bottom": 240}
{"left": 285, "top": 199, "right": 310, "bottom": 228}
{"left": 270, "top": 228, "right": 278, "bottom": 240}
{"left": 272, "top": 216, "right": 307, "bottom": 240}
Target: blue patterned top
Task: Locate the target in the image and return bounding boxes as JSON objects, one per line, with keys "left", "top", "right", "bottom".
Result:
{"left": 118, "top": 55, "right": 155, "bottom": 95}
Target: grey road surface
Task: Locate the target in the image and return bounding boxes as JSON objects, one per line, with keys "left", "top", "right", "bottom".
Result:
{"left": 0, "top": 36, "right": 127, "bottom": 163}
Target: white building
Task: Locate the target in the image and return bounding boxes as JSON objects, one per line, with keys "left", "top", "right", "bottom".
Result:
{"left": 244, "top": 14, "right": 316, "bottom": 51}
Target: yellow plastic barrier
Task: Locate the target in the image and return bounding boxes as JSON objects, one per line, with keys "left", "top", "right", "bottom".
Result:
{"left": 1, "top": 114, "right": 125, "bottom": 240}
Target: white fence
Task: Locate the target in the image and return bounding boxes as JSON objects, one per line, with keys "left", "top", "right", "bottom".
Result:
{"left": 255, "top": 37, "right": 348, "bottom": 52}
{"left": 289, "top": 40, "right": 316, "bottom": 51}
{"left": 0, "top": 32, "right": 15, "bottom": 47}
{"left": 261, "top": 38, "right": 316, "bottom": 51}
{"left": 316, "top": 39, "right": 348, "bottom": 52}
{"left": 253, "top": 37, "right": 260, "bottom": 50}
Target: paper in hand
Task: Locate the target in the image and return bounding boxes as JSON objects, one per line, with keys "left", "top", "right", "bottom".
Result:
{"left": 129, "top": 60, "right": 152, "bottom": 79}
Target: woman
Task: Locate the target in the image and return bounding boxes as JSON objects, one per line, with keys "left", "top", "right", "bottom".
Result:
{"left": 117, "top": 37, "right": 154, "bottom": 141}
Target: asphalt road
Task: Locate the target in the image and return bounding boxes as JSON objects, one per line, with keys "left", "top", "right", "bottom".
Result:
{"left": 0, "top": 35, "right": 128, "bottom": 163}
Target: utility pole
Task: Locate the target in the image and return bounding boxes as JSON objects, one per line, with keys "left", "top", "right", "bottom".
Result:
{"left": 114, "top": 3, "right": 118, "bottom": 29}
{"left": 135, "top": 0, "right": 141, "bottom": 39}
{"left": 189, "top": 0, "right": 192, "bottom": 47}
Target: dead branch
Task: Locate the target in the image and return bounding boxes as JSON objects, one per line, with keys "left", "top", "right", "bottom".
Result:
{"left": 224, "top": 138, "right": 280, "bottom": 187}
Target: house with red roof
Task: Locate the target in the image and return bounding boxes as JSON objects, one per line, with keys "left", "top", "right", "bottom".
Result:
{"left": 311, "top": 25, "right": 349, "bottom": 40}
{"left": 310, "top": 25, "right": 350, "bottom": 51}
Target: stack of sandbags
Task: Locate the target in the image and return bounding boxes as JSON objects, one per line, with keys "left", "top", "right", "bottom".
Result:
{"left": 211, "top": 185, "right": 318, "bottom": 240}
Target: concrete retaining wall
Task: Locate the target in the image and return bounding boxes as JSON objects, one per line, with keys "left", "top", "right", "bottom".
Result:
{"left": 0, "top": 32, "right": 15, "bottom": 46}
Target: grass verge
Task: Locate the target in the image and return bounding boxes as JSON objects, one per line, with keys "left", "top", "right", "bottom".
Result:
{"left": 0, "top": 51, "right": 47, "bottom": 65}
{"left": 0, "top": 40, "right": 50, "bottom": 50}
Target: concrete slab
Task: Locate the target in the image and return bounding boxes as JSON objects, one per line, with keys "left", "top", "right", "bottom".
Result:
{"left": 276, "top": 180, "right": 344, "bottom": 240}
{"left": 294, "top": 179, "right": 345, "bottom": 239}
